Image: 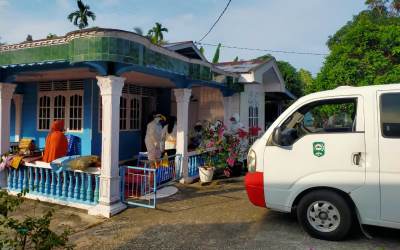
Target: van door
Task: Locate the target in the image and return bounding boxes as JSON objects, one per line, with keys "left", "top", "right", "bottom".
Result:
{"left": 264, "top": 97, "right": 366, "bottom": 207}
{"left": 378, "top": 91, "right": 400, "bottom": 223}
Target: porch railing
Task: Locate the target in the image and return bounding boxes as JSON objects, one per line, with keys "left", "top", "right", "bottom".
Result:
{"left": 7, "top": 162, "right": 100, "bottom": 206}
{"left": 188, "top": 148, "right": 218, "bottom": 179}
{"left": 120, "top": 154, "right": 182, "bottom": 208}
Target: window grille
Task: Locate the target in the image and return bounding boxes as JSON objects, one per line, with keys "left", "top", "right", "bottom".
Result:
{"left": 38, "top": 96, "right": 51, "bottom": 130}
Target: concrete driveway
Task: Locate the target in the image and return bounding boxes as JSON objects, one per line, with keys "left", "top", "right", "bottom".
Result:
{"left": 65, "top": 177, "right": 400, "bottom": 250}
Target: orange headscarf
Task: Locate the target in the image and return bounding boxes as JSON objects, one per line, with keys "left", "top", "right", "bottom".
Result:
{"left": 42, "top": 120, "right": 68, "bottom": 163}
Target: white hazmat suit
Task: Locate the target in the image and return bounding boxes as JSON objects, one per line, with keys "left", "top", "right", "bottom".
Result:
{"left": 145, "top": 115, "right": 164, "bottom": 161}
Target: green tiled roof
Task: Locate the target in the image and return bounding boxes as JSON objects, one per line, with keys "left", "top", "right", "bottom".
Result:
{"left": 0, "top": 28, "right": 226, "bottom": 81}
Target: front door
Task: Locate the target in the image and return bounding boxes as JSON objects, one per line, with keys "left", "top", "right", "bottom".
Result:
{"left": 264, "top": 96, "right": 366, "bottom": 206}
{"left": 378, "top": 91, "right": 400, "bottom": 223}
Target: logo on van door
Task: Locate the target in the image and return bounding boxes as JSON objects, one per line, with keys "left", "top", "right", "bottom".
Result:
{"left": 313, "top": 142, "right": 325, "bottom": 157}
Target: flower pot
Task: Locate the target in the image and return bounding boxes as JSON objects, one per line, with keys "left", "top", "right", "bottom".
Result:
{"left": 199, "top": 166, "right": 215, "bottom": 183}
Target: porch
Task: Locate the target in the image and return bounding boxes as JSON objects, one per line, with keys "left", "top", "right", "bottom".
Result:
{"left": 0, "top": 28, "right": 239, "bottom": 217}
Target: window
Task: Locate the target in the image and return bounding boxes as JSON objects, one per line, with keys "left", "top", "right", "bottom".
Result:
{"left": 53, "top": 95, "right": 66, "bottom": 122}
{"left": 99, "top": 94, "right": 141, "bottom": 132}
{"left": 249, "top": 106, "right": 259, "bottom": 128}
{"left": 69, "top": 94, "right": 83, "bottom": 131}
{"left": 37, "top": 92, "right": 84, "bottom": 132}
{"left": 130, "top": 97, "right": 140, "bottom": 130}
{"left": 380, "top": 93, "right": 400, "bottom": 138}
{"left": 249, "top": 106, "right": 259, "bottom": 144}
{"left": 38, "top": 96, "right": 51, "bottom": 130}
{"left": 120, "top": 96, "right": 127, "bottom": 130}
{"left": 278, "top": 98, "right": 357, "bottom": 146}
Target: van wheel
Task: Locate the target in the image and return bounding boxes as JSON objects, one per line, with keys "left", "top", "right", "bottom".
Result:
{"left": 296, "top": 190, "right": 353, "bottom": 241}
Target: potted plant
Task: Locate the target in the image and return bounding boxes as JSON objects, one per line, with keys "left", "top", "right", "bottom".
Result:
{"left": 197, "top": 121, "right": 225, "bottom": 183}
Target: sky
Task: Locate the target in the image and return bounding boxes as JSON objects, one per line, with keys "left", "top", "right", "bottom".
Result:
{"left": 0, "top": 0, "right": 366, "bottom": 75}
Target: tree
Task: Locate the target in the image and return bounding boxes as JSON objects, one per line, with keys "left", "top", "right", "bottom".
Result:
{"left": 299, "top": 69, "right": 314, "bottom": 94}
{"left": 0, "top": 36, "right": 5, "bottom": 46}
{"left": 199, "top": 46, "right": 205, "bottom": 56}
{"left": 147, "top": 22, "right": 168, "bottom": 45}
{"left": 133, "top": 27, "right": 143, "bottom": 36}
{"left": 276, "top": 61, "right": 304, "bottom": 98}
{"left": 212, "top": 43, "right": 221, "bottom": 63}
{"left": 47, "top": 33, "right": 58, "bottom": 39}
{"left": 233, "top": 56, "right": 239, "bottom": 62}
{"left": 25, "top": 34, "right": 33, "bottom": 42}
{"left": 311, "top": 1, "right": 400, "bottom": 92}
{"left": 67, "top": 0, "right": 96, "bottom": 30}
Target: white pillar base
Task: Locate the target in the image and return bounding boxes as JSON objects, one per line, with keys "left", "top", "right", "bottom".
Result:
{"left": 88, "top": 201, "right": 127, "bottom": 218}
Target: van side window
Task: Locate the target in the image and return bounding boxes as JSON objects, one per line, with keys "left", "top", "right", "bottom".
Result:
{"left": 278, "top": 98, "right": 357, "bottom": 146}
{"left": 380, "top": 93, "right": 400, "bottom": 138}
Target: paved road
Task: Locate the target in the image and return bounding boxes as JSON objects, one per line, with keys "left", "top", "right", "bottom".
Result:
{"left": 71, "top": 177, "right": 400, "bottom": 250}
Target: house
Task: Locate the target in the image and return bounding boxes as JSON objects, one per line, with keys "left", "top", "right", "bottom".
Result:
{"left": 216, "top": 58, "right": 295, "bottom": 137}
{"left": 0, "top": 28, "right": 239, "bottom": 217}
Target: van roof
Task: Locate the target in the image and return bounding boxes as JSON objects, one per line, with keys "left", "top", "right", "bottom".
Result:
{"left": 303, "top": 83, "right": 400, "bottom": 101}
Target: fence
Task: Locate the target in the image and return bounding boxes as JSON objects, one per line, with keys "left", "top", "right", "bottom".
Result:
{"left": 188, "top": 148, "right": 219, "bottom": 179}
{"left": 120, "top": 154, "right": 182, "bottom": 208}
{"left": 7, "top": 162, "right": 100, "bottom": 207}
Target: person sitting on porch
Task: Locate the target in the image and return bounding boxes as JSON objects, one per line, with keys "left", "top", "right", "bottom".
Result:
{"left": 42, "top": 120, "right": 68, "bottom": 163}
{"left": 145, "top": 114, "right": 166, "bottom": 163}
{"left": 161, "top": 116, "right": 177, "bottom": 156}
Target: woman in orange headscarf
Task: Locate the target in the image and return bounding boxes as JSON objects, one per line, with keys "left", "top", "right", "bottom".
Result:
{"left": 42, "top": 120, "right": 68, "bottom": 163}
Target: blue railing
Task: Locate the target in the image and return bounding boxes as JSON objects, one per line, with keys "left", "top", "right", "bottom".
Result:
{"left": 188, "top": 149, "right": 218, "bottom": 179}
{"left": 8, "top": 164, "right": 100, "bottom": 205}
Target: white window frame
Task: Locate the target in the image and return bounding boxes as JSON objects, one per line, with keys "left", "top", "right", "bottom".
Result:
{"left": 37, "top": 90, "right": 84, "bottom": 132}
{"left": 98, "top": 93, "right": 141, "bottom": 132}
{"left": 249, "top": 105, "right": 259, "bottom": 128}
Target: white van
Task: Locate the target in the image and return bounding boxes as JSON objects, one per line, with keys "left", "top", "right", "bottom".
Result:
{"left": 245, "top": 84, "right": 400, "bottom": 241}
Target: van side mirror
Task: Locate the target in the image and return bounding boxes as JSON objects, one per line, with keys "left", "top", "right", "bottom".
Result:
{"left": 272, "top": 127, "right": 282, "bottom": 146}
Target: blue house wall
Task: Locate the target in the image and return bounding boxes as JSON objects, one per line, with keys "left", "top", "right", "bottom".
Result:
{"left": 9, "top": 79, "right": 148, "bottom": 161}
{"left": 90, "top": 80, "right": 142, "bottom": 161}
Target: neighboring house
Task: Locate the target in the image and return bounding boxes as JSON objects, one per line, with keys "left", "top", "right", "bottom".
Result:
{"left": 216, "top": 58, "right": 295, "bottom": 134}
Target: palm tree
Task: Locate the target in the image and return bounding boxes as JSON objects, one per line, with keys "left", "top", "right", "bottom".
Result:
{"left": 67, "top": 0, "right": 96, "bottom": 30}
{"left": 147, "top": 22, "right": 168, "bottom": 45}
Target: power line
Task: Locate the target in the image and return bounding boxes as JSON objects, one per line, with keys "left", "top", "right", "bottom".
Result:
{"left": 198, "top": 0, "right": 232, "bottom": 42}
{"left": 195, "top": 42, "right": 328, "bottom": 56}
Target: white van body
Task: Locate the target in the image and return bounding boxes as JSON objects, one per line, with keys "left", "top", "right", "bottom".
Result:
{"left": 245, "top": 84, "right": 400, "bottom": 240}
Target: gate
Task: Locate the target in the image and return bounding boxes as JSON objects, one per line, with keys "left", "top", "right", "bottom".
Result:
{"left": 120, "top": 154, "right": 182, "bottom": 208}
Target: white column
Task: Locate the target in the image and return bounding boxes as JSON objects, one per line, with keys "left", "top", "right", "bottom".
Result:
{"left": 0, "top": 83, "right": 16, "bottom": 188}
{"left": 173, "top": 88, "right": 192, "bottom": 183}
{"left": 12, "top": 94, "right": 23, "bottom": 142}
{"left": 88, "top": 76, "right": 126, "bottom": 217}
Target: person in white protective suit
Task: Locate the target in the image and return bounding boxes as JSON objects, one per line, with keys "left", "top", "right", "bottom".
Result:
{"left": 145, "top": 114, "right": 166, "bottom": 162}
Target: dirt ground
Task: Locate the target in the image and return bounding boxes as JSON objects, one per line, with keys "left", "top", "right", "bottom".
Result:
{"left": 12, "top": 177, "right": 400, "bottom": 250}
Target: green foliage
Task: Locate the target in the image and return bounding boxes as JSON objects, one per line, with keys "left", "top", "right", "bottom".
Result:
{"left": 0, "top": 190, "right": 73, "bottom": 250}
{"left": 311, "top": 1, "right": 400, "bottom": 92}
{"left": 26, "top": 35, "right": 33, "bottom": 42}
{"left": 233, "top": 56, "right": 239, "bottom": 62}
{"left": 147, "top": 22, "right": 168, "bottom": 45}
{"left": 67, "top": 0, "right": 96, "bottom": 30}
{"left": 199, "top": 46, "right": 205, "bottom": 56}
{"left": 299, "top": 69, "right": 315, "bottom": 94}
{"left": 46, "top": 33, "right": 58, "bottom": 39}
{"left": 212, "top": 43, "right": 221, "bottom": 63}
{"left": 276, "top": 60, "right": 304, "bottom": 97}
